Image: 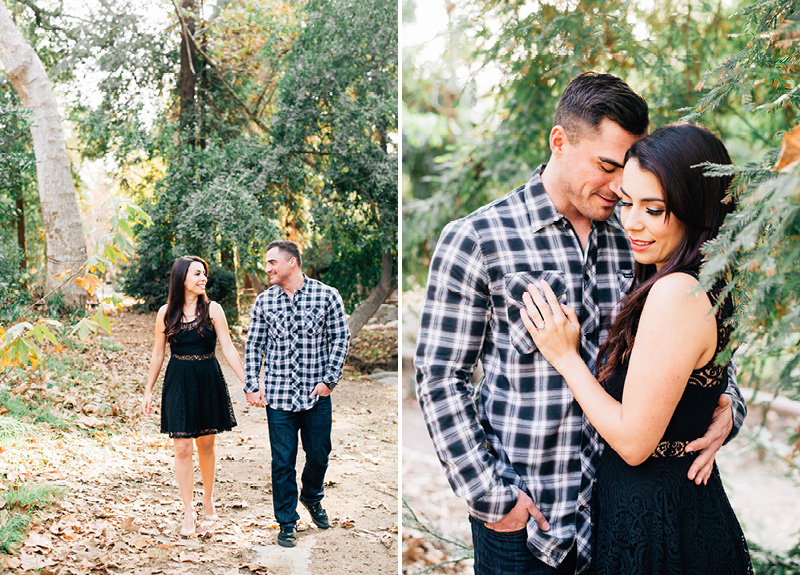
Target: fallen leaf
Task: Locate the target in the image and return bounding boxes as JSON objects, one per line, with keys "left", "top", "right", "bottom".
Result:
{"left": 23, "top": 531, "right": 53, "bottom": 549}
{"left": 76, "top": 414, "right": 105, "bottom": 429}
{"left": 178, "top": 551, "right": 203, "bottom": 563}
{"left": 0, "top": 556, "right": 21, "bottom": 569}
{"left": 120, "top": 516, "right": 139, "bottom": 532}
{"left": 19, "top": 551, "right": 57, "bottom": 571}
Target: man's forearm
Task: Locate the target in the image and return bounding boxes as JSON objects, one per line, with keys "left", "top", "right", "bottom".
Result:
{"left": 723, "top": 360, "right": 746, "bottom": 443}
{"left": 415, "top": 369, "right": 519, "bottom": 522}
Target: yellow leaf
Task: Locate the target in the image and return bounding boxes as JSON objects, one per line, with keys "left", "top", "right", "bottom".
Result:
{"left": 72, "top": 273, "right": 104, "bottom": 297}
{"left": 54, "top": 269, "right": 73, "bottom": 282}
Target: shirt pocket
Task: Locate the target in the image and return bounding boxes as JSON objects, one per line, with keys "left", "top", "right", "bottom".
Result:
{"left": 504, "top": 270, "right": 568, "bottom": 356}
{"left": 597, "top": 268, "right": 635, "bottom": 331}
{"left": 303, "top": 308, "right": 326, "bottom": 335}
{"left": 266, "top": 312, "right": 287, "bottom": 341}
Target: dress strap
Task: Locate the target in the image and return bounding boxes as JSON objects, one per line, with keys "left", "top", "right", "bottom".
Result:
{"left": 674, "top": 269, "right": 700, "bottom": 280}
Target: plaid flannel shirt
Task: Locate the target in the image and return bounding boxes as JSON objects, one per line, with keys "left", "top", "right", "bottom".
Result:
{"left": 414, "top": 167, "right": 746, "bottom": 573}
{"left": 245, "top": 276, "right": 350, "bottom": 411}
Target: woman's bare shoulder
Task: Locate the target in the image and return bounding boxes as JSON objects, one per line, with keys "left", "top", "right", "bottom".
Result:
{"left": 643, "top": 272, "right": 712, "bottom": 324}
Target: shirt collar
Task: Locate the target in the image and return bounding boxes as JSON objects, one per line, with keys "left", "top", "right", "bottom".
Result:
{"left": 524, "top": 165, "right": 566, "bottom": 234}
{"left": 270, "top": 274, "right": 309, "bottom": 301}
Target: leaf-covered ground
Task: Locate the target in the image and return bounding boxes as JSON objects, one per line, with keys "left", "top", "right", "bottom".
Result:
{"left": 0, "top": 311, "right": 398, "bottom": 574}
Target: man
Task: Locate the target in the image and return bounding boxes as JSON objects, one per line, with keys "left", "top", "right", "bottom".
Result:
{"left": 414, "top": 72, "right": 746, "bottom": 574}
{"left": 245, "top": 240, "right": 351, "bottom": 548}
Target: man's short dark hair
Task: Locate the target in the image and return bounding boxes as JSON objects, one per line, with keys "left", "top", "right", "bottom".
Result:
{"left": 267, "top": 240, "right": 302, "bottom": 267}
{"left": 554, "top": 72, "right": 649, "bottom": 141}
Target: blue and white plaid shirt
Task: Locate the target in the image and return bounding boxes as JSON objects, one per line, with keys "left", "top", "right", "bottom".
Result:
{"left": 245, "top": 276, "right": 350, "bottom": 411}
{"left": 415, "top": 167, "right": 746, "bottom": 573}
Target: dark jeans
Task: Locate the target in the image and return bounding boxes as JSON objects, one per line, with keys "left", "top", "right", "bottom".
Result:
{"left": 266, "top": 396, "right": 332, "bottom": 527}
{"left": 469, "top": 515, "right": 578, "bottom": 575}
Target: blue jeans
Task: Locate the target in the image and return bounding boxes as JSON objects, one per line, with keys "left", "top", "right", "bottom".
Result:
{"left": 266, "top": 397, "right": 332, "bottom": 527}
{"left": 469, "top": 515, "right": 578, "bottom": 575}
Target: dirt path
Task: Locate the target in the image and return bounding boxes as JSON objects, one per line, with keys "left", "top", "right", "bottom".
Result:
{"left": 1, "top": 311, "right": 398, "bottom": 574}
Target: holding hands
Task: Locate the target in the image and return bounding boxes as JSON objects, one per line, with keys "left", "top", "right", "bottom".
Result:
{"left": 520, "top": 280, "right": 581, "bottom": 370}
{"left": 246, "top": 391, "right": 267, "bottom": 407}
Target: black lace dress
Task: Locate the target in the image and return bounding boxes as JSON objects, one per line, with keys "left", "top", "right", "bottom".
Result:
{"left": 594, "top": 280, "right": 752, "bottom": 575}
{"left": 160, "top": 318, "right": 237, "bottom": 438}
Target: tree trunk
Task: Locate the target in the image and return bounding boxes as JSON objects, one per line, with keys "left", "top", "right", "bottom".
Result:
{"left": 347, "top": 247, "right": 395, "bottom": 338}
{"left": 247, "top": 272, "right": 265, "bottom": 294}
{"left": 16, "top": 193, "right": 26, "bottom": 271}
{"left": 220, "top": 243, "right": 239, "bottom": 318}
{"left": 178, "top": 0, "right": 197, "bottom": 143}
{"left": 0, "top": 2, "right": 87, "bottom": 306}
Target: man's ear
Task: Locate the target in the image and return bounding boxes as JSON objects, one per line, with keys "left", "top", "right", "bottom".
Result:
{"left": 549, "top": 125, "right": 569, "bottom": 156}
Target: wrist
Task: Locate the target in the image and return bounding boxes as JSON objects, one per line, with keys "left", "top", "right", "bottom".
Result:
{"left": 552, "top": 351, "right": 581, "bottom": 375}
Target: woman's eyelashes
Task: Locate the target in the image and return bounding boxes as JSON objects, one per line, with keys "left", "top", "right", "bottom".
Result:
{"left": 619, "top": 201, "right": 664, "bottom": 217}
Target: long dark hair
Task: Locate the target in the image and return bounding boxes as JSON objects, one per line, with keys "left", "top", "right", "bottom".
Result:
{"left": 597, "top": 123, "right": 735, "bottom": 382}
{"left": 164, "top": 256, "right": 210, "bottom": 341}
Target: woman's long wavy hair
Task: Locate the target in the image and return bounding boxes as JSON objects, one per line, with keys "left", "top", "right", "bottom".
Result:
{"left": 597, "top": 123, "right": 735, "bottom": 383}
{"left": 164, "top": 256, "right": 210, "bottom": 342}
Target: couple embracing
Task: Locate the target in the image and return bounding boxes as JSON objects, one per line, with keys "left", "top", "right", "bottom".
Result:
{"left": 415, "top": 73, "right": 753, "bottom": 574}
{"left": 143, "top": 240, "right": 350, "bottom": 547}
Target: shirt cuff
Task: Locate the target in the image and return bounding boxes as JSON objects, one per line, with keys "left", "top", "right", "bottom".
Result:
{"left": 466, "top": 483, "right": 520, "bottom": 523}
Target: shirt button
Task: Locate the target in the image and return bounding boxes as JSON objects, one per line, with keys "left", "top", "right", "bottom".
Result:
{"left": 578, "top": 504, "right": 586, "bottom": 511}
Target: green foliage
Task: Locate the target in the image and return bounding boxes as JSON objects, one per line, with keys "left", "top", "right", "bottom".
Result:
{"left": 0, "top": 415, "right": 34, "bottom": 440}
{"left": 749, "top": 540, "right": 800, "bottom": 574}
{"left": 402, "top": 0, "right": 755, "bottom": 288}
{"left": 0, "top": 198, "right": 150, "bottom": 372}
{"left": 0, "top": 238, "right": 24, "bottom": 295}
{"left": 11, "top": 0, "right": 396, "bottom": 318}
{"left": 0, "top": 388, "right": 63, "bottom": 427}
{"left": 0, "top": 81, "right": 41, "bottom": 292}
{"left": 269, "top": 0, "right": 398, "bottom": 302}
{"left": 690, "top": 0, "right": 800, "bottom": 401}
{"left": 2, "top": 483, "right": 64, "bottom": 509}
{"left": 309, "top": 230, "right": 387, "bottom": 314}
{"left": 0, "top": 483, "right": 64, "bottom": 554}
{"left": 700, "top": 164, "right": 800, "bottom": 399}
{"left": 121, "top": 137, "right": 282, "bottom": 319}
{"left": 99, "top": 337, "right": 123, "bottom": 352}
{"left": 207, "top": 262, "right": 239, "bottom": 322}
{"left": 0, "top": 513, "right": 29, "bottom": 554}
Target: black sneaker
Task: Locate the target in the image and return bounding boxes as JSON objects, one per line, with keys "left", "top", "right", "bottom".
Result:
{"left": 277, "top": 524, "right": 297, "bottom": 547}
{"left": 301, "top": 501, "right": 330, "bottom": 529}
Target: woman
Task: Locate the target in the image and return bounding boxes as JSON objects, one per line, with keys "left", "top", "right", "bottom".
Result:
{"left": 521, "top": 123, "right": 752, "bottom": 574}
{"left": 143, "top": 256, "right": 245, "bottom": 537}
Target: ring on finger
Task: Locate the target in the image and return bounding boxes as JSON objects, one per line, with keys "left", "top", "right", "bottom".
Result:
{"left": 534, "top": 320, "right": 546, "bottom": 330}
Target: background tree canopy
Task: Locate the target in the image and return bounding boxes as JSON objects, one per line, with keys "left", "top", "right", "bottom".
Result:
{"left": 0, "top": 0, "right": 397, "bottom": 328}
{"left": 403, "top": 0, "right": 799, "bottom": 401}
